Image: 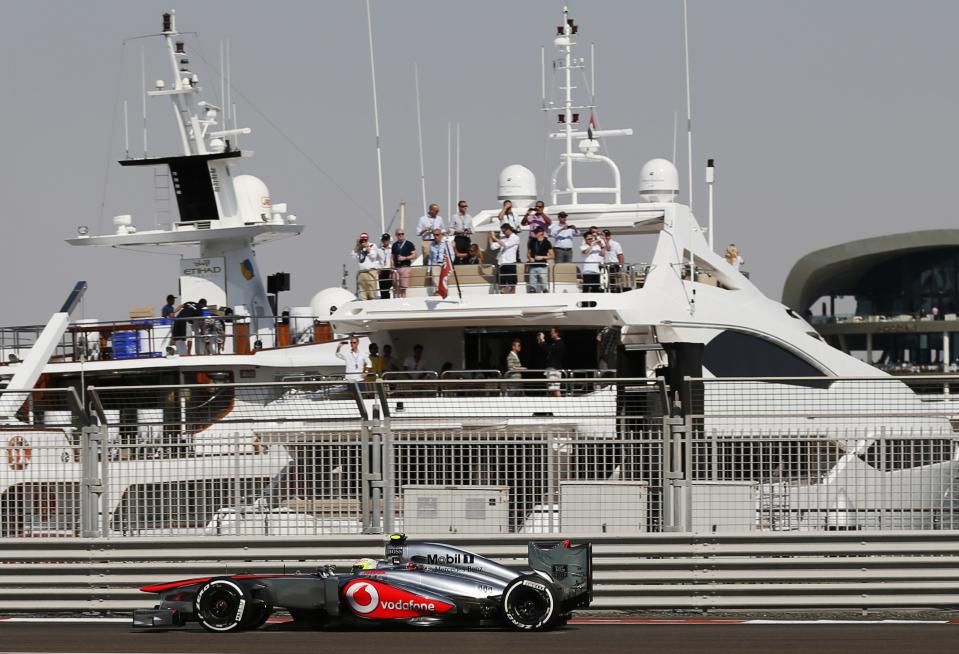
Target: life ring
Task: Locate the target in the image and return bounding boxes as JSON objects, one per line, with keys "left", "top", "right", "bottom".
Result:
{"left": 6, "top": 435, "right": 32, "bottom": 471}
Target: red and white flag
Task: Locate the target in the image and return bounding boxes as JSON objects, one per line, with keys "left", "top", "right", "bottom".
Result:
{"left": 437, "top": 245, "right": 453, "bottom": 299}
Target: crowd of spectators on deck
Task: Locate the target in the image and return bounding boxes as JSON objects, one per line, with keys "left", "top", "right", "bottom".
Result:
{"left": 349, "top": 196, "right": 751, "bottom": 298}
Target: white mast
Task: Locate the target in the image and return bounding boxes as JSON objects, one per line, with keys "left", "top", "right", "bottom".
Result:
{"left": 562, "top": 7, "right": 574, "bottom": 203}
{"left": 548, "top": 7, "right": 630, "bottom": 206}
{"left": 707, "top": 158, "right": 715, "bottom": 250}
{"left": 414, "top": 63, "right": 427, "bottom": 215}
{"left": 365, "top": 0, "right": 386, "bottom": 234}
{"left": 455, "top": 123, "right": 461, "bottom": 205}
{"left": 447, "top": 122, "right": 451, "bottom": 219}
{"left": 141, "top": 47, "right": 148, "bottom": 156}
{"left": 123, "top": 100, "right": 129, "bottom": 159}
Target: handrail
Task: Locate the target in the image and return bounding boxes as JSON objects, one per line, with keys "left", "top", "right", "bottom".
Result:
{"left": 439, "top": 369, "right": 502, "bottom": 379}
{"left": 381, "top": 370, "right": 439, "bottom": 380}
{"left": 355, "top": 261, "right": 654, "bottom": 297}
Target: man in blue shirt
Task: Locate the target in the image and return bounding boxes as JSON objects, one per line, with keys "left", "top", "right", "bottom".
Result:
{"left": 549, "top": 212, "right": 578, "bottom": 263}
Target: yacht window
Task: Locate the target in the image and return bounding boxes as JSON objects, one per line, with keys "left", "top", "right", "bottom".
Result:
{"left": 704, "top": 331, "right": 825, "bottom": 378}
{"left": 110, "top": 478, "right": 269, "bottom": 532}
{"left": 857, "top": 438, "right": 953, "bottom": 472}
{"left": 692, "top": 439, "right": 842, "bottom": 482}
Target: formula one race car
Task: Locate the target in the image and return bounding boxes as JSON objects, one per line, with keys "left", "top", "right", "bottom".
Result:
{"left": 133, "top": 535, "right": 591, "bottom": 632}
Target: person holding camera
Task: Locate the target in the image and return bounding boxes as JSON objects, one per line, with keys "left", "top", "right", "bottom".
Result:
{"left": 352, "top": 232, "right": 381, "bottom": 300}
{"left": 497, "top": 200, "right": 520, "bottom": 233}
{"left": 581, "top": 232, "right": 604, "bottom": 293}
{"left": 526, "top": 226, "right": 554, "bottom": 293}
{"left": 490, "top": 222, "right": 520, "bottom": 294}
{"left": 376, "top": 233, "right": 393, "bottom": 299}
{"left": 549, "top": 212, "right": 578, "bottom": 263}
{"left": 450, "top": 200, "right": 473, "bottom": 257}
{"left": 522, "top": 200, "right": 551, "bottom": 236}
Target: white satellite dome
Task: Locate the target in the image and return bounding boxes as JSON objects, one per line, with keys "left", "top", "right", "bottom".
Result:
{"left": 497, "top": 165, "right": 537, "bottom": 207}
{"left": 234, "top": 175, "right": 272, "bottom": 224}
{"left": 309, "top": 287, "right": 356, "bottom": 321}
{"left": 638, "top": 158, "right": 679, "bottom": 203}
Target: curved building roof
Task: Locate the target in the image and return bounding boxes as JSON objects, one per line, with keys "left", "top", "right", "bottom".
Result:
{"left": 782, "top": 229, "right": 959, "bottom": 313}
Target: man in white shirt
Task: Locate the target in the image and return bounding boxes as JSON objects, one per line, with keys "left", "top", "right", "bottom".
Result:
{"left": 581, "top": 233, "right": 604, "bottom": 293}
{"left": 376, "top": 233, "right": 393, "bottom": 299}
{"left": 602, "top": 229, "right": 625, "bottom": 292}
{"left": 352, "top": 232, "right": 382, "bottom": 300}
{"left": 490, "top": 222, "right": 520, "bottom": 294}
{"left": 336, "top": 336, "right": 372, "bottom": 381}
{"left": 417, "top": 203, "right": 445, "bottom": 262}
{"left": 450, "top": 200, "right": 472, "bottom": 257}
{"left": 402, "top": 343, "right": 428, "bottom": 379}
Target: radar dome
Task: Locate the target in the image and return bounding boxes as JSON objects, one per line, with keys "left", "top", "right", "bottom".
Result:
{"left": 234, "top": 175, "right": 272, "bottom": 224}
{"left": 638, "top": 158, "right": 679, "bottom": 203}
{"left": 309, "top": 287, "right": 356, "bottom": 321}
{"left": 497, "top": 165, "right": 537, "bottom": 207}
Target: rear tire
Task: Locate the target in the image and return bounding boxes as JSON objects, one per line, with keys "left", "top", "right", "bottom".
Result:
{"left": 193, "top": 578, "right": 252, "bottom": 633}
{"left": 502, "top": 575, "right": 561, "bottom": 631}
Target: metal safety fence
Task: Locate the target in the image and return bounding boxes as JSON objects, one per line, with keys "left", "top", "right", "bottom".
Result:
{"left": 0, "top": 375, "right": 958, "bottom": 539}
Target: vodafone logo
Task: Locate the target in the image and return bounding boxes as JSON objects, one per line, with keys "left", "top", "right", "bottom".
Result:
{"left": 342, "top": 579, "right": 454, "bottom": 619}
{"left": 345, "top": 581, "right": 379, "bottom": 614}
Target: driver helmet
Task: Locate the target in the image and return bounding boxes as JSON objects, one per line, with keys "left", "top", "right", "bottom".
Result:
{"left": 352, "top": 557, "right": 378, "bottom": 572}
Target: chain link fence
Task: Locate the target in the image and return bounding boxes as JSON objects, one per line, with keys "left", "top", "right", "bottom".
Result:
{"left": 0, "top": 376, "right": 957, "bottom": 538}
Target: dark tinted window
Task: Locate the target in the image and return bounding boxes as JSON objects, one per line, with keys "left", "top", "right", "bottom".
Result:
{"left": 857, "top": 439, "right": 953, "bottom": 472}
{"left": 704, "top": 331, "right": 824, "bottom": 378}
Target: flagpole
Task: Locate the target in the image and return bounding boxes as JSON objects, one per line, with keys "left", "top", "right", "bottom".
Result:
{"left": 447, "top": 241, "right": 462, "bottom": 301}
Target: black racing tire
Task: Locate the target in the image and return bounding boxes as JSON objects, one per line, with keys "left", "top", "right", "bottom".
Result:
{"left": 502, "top": 575, "right": 562, "bottom": 632}
{"left": 193, "top": 578, "right": 252, "bottom": 633}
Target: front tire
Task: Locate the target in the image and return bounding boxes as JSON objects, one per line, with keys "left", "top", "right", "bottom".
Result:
{"left": 193, "top": 578, "right": 252, "bottom": 633}
{"left": 502, "top": 575, "right": 561, "bottom": 631}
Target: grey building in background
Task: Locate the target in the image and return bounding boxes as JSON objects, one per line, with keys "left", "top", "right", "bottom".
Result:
{"left": 783, "top": 230, "right": 959, "bottom": 373}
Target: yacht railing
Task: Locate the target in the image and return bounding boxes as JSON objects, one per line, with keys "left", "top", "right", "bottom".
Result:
{"left": 0, "top": 315, "right": 337, "bottom": 366}
{"left": 355, "top": 261, "right": 655, "bottom": 298}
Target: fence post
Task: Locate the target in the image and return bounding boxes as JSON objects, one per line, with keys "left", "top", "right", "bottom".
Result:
{"left": 374, "top": 382, "right": 395, "bottom": 534}
{"left": 79, "top": 425, "right": 103, "bottom": 538}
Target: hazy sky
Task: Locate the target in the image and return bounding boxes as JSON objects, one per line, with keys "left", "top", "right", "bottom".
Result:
{"left": 3, "top": 1, "right": 958, "bottom": 324}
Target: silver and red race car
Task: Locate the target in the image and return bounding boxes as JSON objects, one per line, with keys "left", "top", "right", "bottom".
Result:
{"left": 133, "top": 534, "right": 592, "bottom": 632}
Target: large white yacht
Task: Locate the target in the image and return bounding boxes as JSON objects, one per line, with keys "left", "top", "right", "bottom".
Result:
{"left": 0, "top": 8, "right": 955, "bottom": 538}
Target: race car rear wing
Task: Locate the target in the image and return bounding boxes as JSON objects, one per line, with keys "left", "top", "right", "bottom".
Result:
{"left": 528, "top": 540, "right": 592, "bottom": 604}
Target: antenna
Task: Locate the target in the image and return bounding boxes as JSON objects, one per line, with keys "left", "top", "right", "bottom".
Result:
{"left": 683, "top": 0, "right": 693, "bottom": 211}
{"left": 225, "top": 39, "right": 231, "bottom": 122}
{"left": 232, "top": 103, "right": 239, "bottom": 147}
{"left": 220, "top": 40, "right": 225, "bottom": 123}
{"left": 365, "top": 0, "right": 386, "bottom": 234}
{"left": 672, "top": 111, "right": 678, "bottom": 164}
{"left": 123, "top": 100, "right": 130, "bottom": 159}
{"left": 455, "top": 123, "right": 461, "bottom": 206}
{"left": 590, "top": 42, "right": 595, "bottom": 105}
{"left": 540, "top": 46, "right": 546, "bottom": 107}
{"left": 141, "top": 47, "right": 148, "bottom": 156}
{"left": 414, "top": 62, "right": 427, "bottom": 215}
{"left": 447, "top": 122, "right": 451, "bottom": 220}
{"left": 706, "top": 158, "right": 715, "bottom": 250}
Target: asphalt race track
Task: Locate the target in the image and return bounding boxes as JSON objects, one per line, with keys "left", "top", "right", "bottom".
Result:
{"left": 0, "top": 621, "right": 957, "bottom": 654}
